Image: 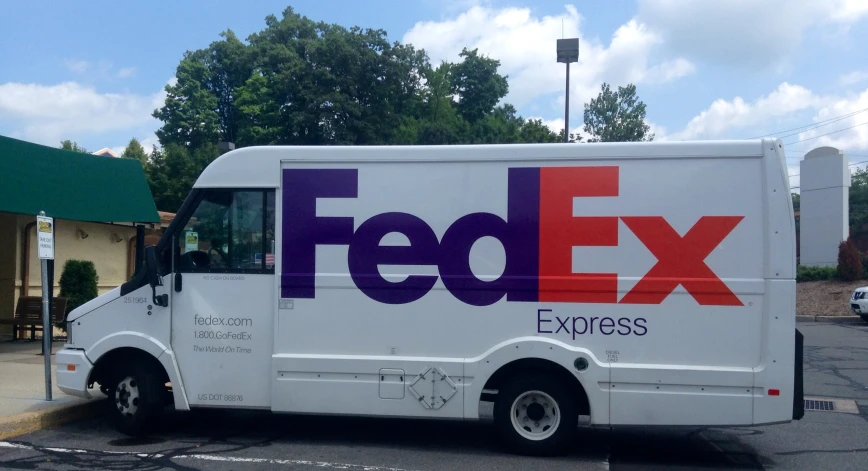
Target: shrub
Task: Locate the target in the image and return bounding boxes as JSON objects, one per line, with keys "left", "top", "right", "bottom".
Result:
{"left": 861, "top": 252, "right": 868, "bottom": 279}
{"left": 837, "top": 239, "right": 862, "bottom": 282}
{"left": 59, "top": 260, "right": 99, "bottom": 318}
{"left": 796, "top": 265, "right": 838, "bottom": 282}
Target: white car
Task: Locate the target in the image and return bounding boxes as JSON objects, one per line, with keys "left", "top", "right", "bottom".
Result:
{"left": 850, "top": 288, "right": 868, "bottom": 321}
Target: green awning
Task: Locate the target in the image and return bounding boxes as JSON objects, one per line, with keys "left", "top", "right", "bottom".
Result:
{"left": 0, "top": 135, "right": 159, "bottom": 223}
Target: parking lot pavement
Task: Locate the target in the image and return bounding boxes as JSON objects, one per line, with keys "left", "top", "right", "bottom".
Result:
{"left": 1, "top": 321, "right": 867, "bottom": 470}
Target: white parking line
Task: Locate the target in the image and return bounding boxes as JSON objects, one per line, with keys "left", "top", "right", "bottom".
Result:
{"left": 0, "top": 441, "right": 416, "bottom": 470}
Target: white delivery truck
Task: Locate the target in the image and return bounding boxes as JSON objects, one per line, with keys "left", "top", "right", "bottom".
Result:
{"left": 55, "top": 139, "right": 804, "bottom": 455}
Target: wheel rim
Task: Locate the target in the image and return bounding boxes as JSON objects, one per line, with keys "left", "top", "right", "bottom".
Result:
{"left": 510, "top": 390, "right": 561, "bottom": 441}
{"left": 116, "top": 376, "right": 140, "bottom": 417}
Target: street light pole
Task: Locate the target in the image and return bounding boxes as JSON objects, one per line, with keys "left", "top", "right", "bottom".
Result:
{"left": 556, "top": 38, "right": 579, "bottom": 143}
{"left": 564, "top": 63, "right": 570, "bottom": 143}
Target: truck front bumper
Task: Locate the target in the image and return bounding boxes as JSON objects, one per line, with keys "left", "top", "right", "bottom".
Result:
{"left": 55, "top": 348, "right": 94, "bottom": 399}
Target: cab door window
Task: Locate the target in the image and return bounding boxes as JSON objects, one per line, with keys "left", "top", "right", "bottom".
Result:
{"left": 175, "top": 189, "right": 275, "bottom": 274}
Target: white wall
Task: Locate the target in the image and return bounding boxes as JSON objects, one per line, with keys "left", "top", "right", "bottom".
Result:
{"left": 799, "top": 147, "right": 850, "bottom": 267}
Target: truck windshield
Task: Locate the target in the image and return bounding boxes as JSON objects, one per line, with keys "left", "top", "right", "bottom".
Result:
{"left": 174, "top": 189, "right": 275, "bottom": 273}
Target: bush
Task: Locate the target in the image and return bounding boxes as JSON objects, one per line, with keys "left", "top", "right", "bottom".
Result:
{"left": 797, "top": 265, "right": 838, "bottom": 282}
{"left": 861, "top": 252, "right": 868, "bottom": 279}
{"left": 59, "top": 260, "right": 99, "bottom": 318}
{"left": 837, "top": 239, "right": 862, "bottom": 281}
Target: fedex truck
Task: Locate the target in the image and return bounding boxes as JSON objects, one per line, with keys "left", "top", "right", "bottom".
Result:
{"left": 56, "top": 139, "right": 803, "bottom": 455}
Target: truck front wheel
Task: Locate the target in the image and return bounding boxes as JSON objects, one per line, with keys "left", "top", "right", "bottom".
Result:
{"left": 107, "top": 363, "right": 164, "bottom": 436}
{"left": 493, "top": 374, "right": 578, "bottom": 456}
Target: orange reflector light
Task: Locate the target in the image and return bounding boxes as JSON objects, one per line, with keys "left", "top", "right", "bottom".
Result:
{"left": 768, "top": 388, "right": 780, "bottom": 396}
{"left": 66, "top": 364, "right": 76, "bottom": 371}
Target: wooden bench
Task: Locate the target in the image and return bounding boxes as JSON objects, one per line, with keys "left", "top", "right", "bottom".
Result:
{"left": 0, "top": 296, "right": 67, "bottom": 340}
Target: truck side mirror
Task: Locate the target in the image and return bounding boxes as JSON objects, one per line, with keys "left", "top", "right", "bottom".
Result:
{"left": 145, "top": 246, "right": 168, "bottom": 307}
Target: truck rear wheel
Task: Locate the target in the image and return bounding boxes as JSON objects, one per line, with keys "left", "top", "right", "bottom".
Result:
{"left": 493, "top": 374, "right": 578, "bottom": 456}
{"left": 107, "top": 363, "right": 164, "bottom": 436}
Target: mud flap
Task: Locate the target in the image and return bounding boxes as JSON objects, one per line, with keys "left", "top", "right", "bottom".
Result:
{"left": 793, "top": 328, "right": 804, "bottom": 420}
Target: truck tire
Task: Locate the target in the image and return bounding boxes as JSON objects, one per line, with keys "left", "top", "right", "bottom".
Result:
{"left": 493, "top": 374, "right": 578, "bottom": 456}
{"left": 860, "top": 314, "right": 868, "bottom": 324}
{"left": 107, "top": 362, "right": 164, "bottom": 436}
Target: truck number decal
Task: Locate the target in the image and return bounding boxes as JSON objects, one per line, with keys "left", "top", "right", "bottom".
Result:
{"left": 198, "top": 394, "right": 244, "bottom": 402}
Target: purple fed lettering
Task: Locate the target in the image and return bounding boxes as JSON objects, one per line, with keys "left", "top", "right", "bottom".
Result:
{"left": 281, "top": 167, "right": 542, "bottom": 305}
{"left": 281, "top": 169, "right": 357, "bottom": 299}
{"left": 347, "top": 212, "right": 439, "bottom": 304}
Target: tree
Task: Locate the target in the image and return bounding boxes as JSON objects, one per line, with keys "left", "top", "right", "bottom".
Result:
{"left": 153, "top": 55, "right": 221, "bottom": 149}
{"left": 60, "top": 140, "right": 88, "bottom": 153}
{"left": 450, "top": 48, "right": 509, "bottom": 123}
{"left": 792, "top": 192, "right": 800, "bottom": 233}
{"left": 121, "top": 137, "right": 148, "bottom": 165}
{"left": 146, "top": 143, "right": 220, "bottom": 212}
{"left": 583, "top": 83, "right": 653, "bottom": 142}
{"left": 152, "top": 7, "right": 569, "bottom": 152}
{"left": 849, "top": 168, "right": 868, "bottom": 234}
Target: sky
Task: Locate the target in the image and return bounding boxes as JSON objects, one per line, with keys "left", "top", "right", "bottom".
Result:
{"left": 2, "top": 0, "right": 868, "bottom": 190}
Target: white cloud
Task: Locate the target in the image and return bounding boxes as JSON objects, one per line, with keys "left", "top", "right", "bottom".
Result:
{"left": 64, "top": 59, "right": 90, "bottom": 73}
{"left": 795, "top": 89, "right": 868, "bottom": 151}
{"left": 116, "top": 67, "right": 137, "bottom": 79}
{"left": 0, "top": 80, "right": 168, "bottom": 147}
{"left": 534, "top": 117, "right": 586, "bottom": 141}
{"left": 829, "top": 0, "right": 868, "bottom": 21}
{"left": 668, "top": 83, "right": 824, "bottom": 141}
{"left": 665, "top": 83, "right": 868, "bottom": 155}
{"left": 403, "top": 5, "right": 693, "bottom": 114}
{"left": 839, "top": 71, "right": 868, "bottom": 86}
{"left": 637, "top": 0, "right": 868, "bottom": 68}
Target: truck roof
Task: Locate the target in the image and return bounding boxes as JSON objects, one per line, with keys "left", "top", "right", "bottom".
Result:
{"left": 194, "top": 139, "right": 778, "bottom": 189}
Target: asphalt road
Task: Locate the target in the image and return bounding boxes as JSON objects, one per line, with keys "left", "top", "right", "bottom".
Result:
{"left": 1, "top": 321, "right": 867, "bottom": 470}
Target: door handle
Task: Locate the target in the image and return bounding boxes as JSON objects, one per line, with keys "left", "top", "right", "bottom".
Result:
{"left": 175, "top": 273, "right": 182, "bottom": 292}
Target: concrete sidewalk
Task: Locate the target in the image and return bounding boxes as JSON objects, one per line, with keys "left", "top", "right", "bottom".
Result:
{"left": 0, "top": 340, "right": 106, "bottom": 439}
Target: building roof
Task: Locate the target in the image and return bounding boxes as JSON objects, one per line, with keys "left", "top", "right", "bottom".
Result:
{"left": 0, "top": 135, "right": 159, "bottom": 223}
{"left": 92, "top": 147, "right": 119, "bottom": 157}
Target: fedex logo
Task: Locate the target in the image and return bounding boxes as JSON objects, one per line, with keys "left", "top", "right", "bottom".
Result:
{"left": 281, "top": 167, "right": 744, "bottom": 307}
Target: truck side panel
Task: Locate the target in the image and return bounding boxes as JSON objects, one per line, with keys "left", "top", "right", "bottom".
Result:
{"left": 270, "top": 142, "right": 793, "bottom": 426}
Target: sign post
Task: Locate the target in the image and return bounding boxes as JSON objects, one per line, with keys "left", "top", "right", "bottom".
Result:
{"left": 37, "top": 211, "right": 54, "bottom": 401}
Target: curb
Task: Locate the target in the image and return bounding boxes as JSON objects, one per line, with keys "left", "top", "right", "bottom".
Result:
{"left": 797, "top": 315, "right": 866, "bottom": 324}
{"left": 0, "top": 398, "right": 106, "bottom": 440}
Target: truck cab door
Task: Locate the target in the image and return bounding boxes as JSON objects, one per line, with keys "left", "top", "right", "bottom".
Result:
{"left": 168, "top": 189, "right": 276, "bottom": 409}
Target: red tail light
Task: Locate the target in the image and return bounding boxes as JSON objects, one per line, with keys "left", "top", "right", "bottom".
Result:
{"left": 768, "top": 389, "right": 780, "bottom": 396}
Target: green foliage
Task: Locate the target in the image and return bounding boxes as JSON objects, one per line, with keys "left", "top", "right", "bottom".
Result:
{"left": 849, "top": 168, "right": 868, "bottom": 234}
{"left": 121, "top": 137, "right": 148, "bottom": 165}
{"left": 450, "top": 48, "right": 509, "bottom": 123}
{"left": 862, "top": 252, "right": 868, "bottom": 279}
{"left": 147, "top": 7, "right": 621, "bottom": 211}
{"left": 792, "top": 192, "right": 800, "bottom": 233}
{"left": 838, "top": 238, "right": 862, "bottom": 281}
{"left": 583, "top": 83, "right": 653, "bottom": 142}
{"left": 151, "top": 7, "right": 561, "bottom": 154}
{"left": 60, "top": 140, "right": 88, "bottom": 153}
{"left": 796, "top": 265, "right": 838, "bottom": 282}
{"left": 59, "top": 260, "right": 99, "bottom": 316}
{"left": 146, "top": 143, "right": 220, "bottom": 213}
